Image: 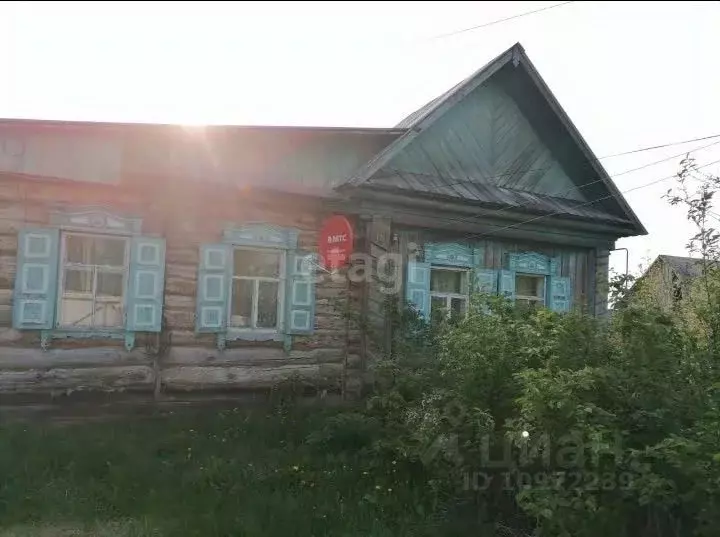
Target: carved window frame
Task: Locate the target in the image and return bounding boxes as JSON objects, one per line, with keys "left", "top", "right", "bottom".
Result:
{"left": 41, "top": 208, "right": 144, "bottom": 351}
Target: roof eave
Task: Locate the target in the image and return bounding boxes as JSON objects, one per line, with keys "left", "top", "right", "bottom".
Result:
{"left": 514, "top": 48, "right": 648, "bottom": 237}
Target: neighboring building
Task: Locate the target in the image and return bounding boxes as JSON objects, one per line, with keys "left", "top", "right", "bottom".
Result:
{"left": 0, "top": 43, "right": 646, "bottom": 395}
{"left": 626, "top": 255, "right": 715, "bottom": 311}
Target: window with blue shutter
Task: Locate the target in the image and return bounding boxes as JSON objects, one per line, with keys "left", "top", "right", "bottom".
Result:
{"left": 126, "top": 236, "right": 166, "bottom": 332}
{"left": 405, "top": 260, "right": 431, "bottom": 319}
{"left": 196, "top": 224, "right": 309, "bottom": 350}
{"left": 14, "top": 210, "right": 167, "bottom": 350}
{"left": 499, "top": 269, "right": 516, "bottom": 300}
{"left": 474, "top": 268, "right": 498, "bottom": 295}
{"left": 195, "top": 243, "right": 231, "bottom": 333}
{"left": 548, "top": 276, "right": 572, "bottom": 313}
{"left": 285, "top": 252, "right": 315, "bottom": 334}
{"left": 12, "top": 228, "right": 60, "bottom": 330}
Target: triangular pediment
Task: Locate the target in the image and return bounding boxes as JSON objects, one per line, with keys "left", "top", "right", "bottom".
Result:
{"left": 343, "top": 43, "right": 646, "bottom": 236}
{"left": 376, "top": 76, "right": 585, "bottom": 201}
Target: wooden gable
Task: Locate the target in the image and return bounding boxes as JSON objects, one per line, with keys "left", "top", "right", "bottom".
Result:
{"left": 376, "top": 76, "right": 584, "bottom": 201}
{"left": 343, "top": 43, "right": 647, "bottom": 237}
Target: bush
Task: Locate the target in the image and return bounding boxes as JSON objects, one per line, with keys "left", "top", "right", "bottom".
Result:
{"left": 314, "top": 288, "right": 720, "bottom": 536}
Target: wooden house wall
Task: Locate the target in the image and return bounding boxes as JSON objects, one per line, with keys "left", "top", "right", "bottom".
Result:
{"left": 399, "top": 227, "right": 603, "bottom": 313}
{"left": 0, "top": 175, "right": 358, "bottom": 395}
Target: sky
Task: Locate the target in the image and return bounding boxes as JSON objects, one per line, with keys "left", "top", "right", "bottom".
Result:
{"left": 2, "top": 1, "right": 720, "bottom": 276}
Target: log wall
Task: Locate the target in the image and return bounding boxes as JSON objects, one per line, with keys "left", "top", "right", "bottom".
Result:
{"left": 0, "top": 174, "right": 360, "bottom": 395}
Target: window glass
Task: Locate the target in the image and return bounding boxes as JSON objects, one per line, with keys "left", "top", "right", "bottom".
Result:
{"left": 66, "top": 235, "right": 125, "bottom": 267}
{"left": 233, "top": 250, "right": 281, "bottom": 278}
{"left": 257, "top": 281, "right": 279, "bottom": 328}
{"left": 430, "top": 269, "right": 467, "bottom": 294}
{"left": 516, "top": 275, "right": 544, "bottom": 299}
{"left": 59, "top": 234, "right": 127, "bottom": 329}
{"left": 431, "top": 296, "right": 447, "bottom": 323}
{"left": 231, "top": 279, "right": 254, "bottom": 327}
{"left": 450, "top": 297, "right": 466, "bottom": 318}
{"left": 230, "top": 248, "right": 283, "bottom": 331}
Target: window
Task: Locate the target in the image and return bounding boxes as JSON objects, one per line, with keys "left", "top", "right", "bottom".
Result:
{"left": 515, "top": 274, "right": 545, "bottom": 309}
{"left": 430, "top": 267, "right": 469, "bottom": 322}
{"left": 230, "top": 248, "right": 284, "bottom": 331}
{"left": 58, "top": 233, "right": 128, "bottom": 328}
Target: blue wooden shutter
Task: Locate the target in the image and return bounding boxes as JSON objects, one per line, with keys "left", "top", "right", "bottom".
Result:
{"left": 126, "top": 236, "right": 166, "bottom": 332}
{"left": 548, "top": 276, "right": 572, "bottom": 313}
{"left": 196, "top": 243, "right": 231, "bottom": 333}
{"left": 498, "top": 269, "right": 516, "bottom": 301}
{"left": 12, "top": 228, "right": 60, "bottom": 330}
{"left": 405, "top": 261, "right": 431, "bottom": 319}
{"left": 285, "top": 252, "right": 315, "bottom": 335}
{"left": 474, "top": 268, "right": 498, "bottom": 295}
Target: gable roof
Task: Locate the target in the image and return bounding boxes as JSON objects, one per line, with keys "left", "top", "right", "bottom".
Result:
{"left": 341, "top": 43, "right": 647, "bottom": 236}
{"left": 658, "top": 255, "right": 714, "bottom": 279}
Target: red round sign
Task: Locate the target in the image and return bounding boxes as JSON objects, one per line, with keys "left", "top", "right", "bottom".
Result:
{"left": 318, "top": 215, "right": 354, "bottom": 270}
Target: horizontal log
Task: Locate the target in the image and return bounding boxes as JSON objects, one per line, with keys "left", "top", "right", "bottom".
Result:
{"left": 164, "top": 294, "right": 195, "bottom": 310}
{"left": 0, "top": 346, "right": 152, "bottom": 369}
{"left": 0, "top": 255, "right": 17, "bottom": 285}
{"left": 165, "top": 264, "right": 196, "bottom": 282}
{"left": 168, "top": 330, "right": 216, "bottom": 347}
{"left": 0, "top": 365, "right": 155, "bottom": 394}
{"left": 0, "top": 234, "right": 18, "bottom": 254}
{"left": 166, "top": 248, "right": 200, "bottom": 266}
{"left": 0, "top": 305, "right": 11, "bottom": 326}
{"left": 162, "top": 364, "right": 322, "bottom": 391}
{"left": 165, "top": 346, "right": 291, "bottom": 367}
{"left": 0, "top": 328, "right": 22, "bottom": 343}
{"left": 0, "top": 289, "right": 12, "bottom": 306}
{"left": 164, "top": 308, "right": 195, "bottom": 330}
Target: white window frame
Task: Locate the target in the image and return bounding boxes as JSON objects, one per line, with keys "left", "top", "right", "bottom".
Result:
{"left": 515, "top": 273, "right": 546, "bottom": 307}
{"left": 227, "top": 246, "right": 286, "bottom": 334}
{"left": 430, "top": 266, "right": 470, "bottom": 320}
{"left": 57, "top": 231, "right": 130, "bottom": 329}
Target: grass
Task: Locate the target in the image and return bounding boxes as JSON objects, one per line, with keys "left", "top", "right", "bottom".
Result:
{"left": 0, "top": 402, "right": 449, "bottom": 537}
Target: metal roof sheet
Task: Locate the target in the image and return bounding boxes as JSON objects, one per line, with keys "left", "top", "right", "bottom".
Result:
{"left": 368, "top": 170, "right": 634, "bottom": 225}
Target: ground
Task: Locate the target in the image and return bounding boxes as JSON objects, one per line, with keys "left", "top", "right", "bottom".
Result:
{"left": 0, "top": 396, "right": 443, "bottom": 537}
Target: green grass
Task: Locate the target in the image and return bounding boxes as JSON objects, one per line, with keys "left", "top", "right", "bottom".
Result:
{"left": 0, "top": 404, "right": 448, "bottom": 537}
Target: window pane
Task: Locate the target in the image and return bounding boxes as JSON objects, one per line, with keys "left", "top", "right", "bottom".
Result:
{"left": 97, "top": 272, "right": 124, "bottom": 298}
{"left": 65, "top": 235, "right": 126, "bottom": 267}
{"left": 64, "top": 268, "right": 93, "bottom": 294}
{"left": 430, "top": 269, "right": 467, "bottom": 294}
{"left": 60, "top": 298, "right": 93, "bottom": 327}
{"left": 431, "top": 296, "right": 446, "bottom": 323}
{"left": 450, "top": 297, "right": 467, "bottom": 319}
{"left": 65, "top": 235, "right": 93, "bottom": 264}
{"left": 94, "top": 302, "right": 123, "bottom": 328}
{"left": 230, "top": 279, "right": 254, "bottom": 327}
{"left": 516, "top": 275, "right": 544, "bottom": 298}
{"left": 91, "top": 237, "right": 126, "bottom": 266}
{"left": 257, "top": 281, "right": 279, "bottom": 329}
{"left": 233, "top": 249, "right": 280, "bottom": 278}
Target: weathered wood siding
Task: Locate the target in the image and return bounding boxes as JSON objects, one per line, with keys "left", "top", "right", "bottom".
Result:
{"left": 0, "top": 174, "right": 357, "bottom": 395}
{"left": 481, "top": 238, "right": 594, "bottom": 310}
{"left": 395, "top": 228, "right": 598, "bottom": 312}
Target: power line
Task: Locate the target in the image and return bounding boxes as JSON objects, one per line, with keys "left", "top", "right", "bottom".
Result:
{"left": 432, "top": 1, "right": 576, "bottom": 40}
{"left": 385, "top": 134, "right": 720, "bottom": 193}
{"left": 456, "top": 157, "right": 720, "bottom": 244}
{"left": 382, "top": 138, "right": 720, "bottom": 237}
{"left": 598, "top": 133, "right": 720, "bottom": 160}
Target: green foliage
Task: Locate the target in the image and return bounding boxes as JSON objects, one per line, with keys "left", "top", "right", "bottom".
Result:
{"left": 337, "top": 285, "right": 720, "bottom": 537}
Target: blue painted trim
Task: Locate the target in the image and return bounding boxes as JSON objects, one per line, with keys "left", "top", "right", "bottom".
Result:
{"left": 226, "top": 330, "right": 285, "bottom": 342}
{"left": 49, "top": 208, "right": 143, "bottom": 235}
{"left": 425, "top": 242, "right": 474, "bottom": 267}
{"left": 39, "top": 329, "right": 136, "bottom": 351}
{"left": 222, "top": 223, "right": 299, "bottom": 250}
{"left": 508, "top": 252, "right": 554, "bottom": 275}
